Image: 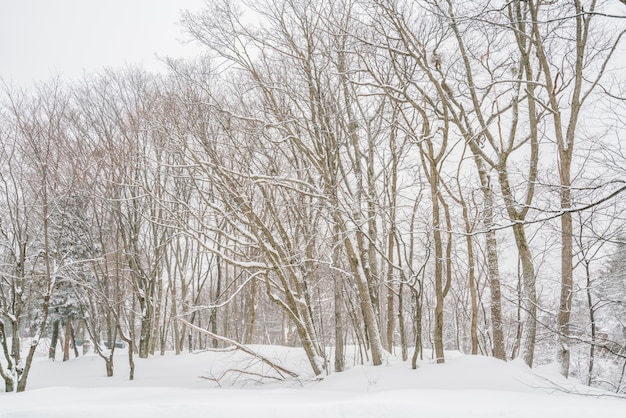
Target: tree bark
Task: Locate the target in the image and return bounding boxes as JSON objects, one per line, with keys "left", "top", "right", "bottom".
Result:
{"left": 63, "top": 319, "right": 72, "bottom": 362}
{"left": 475, "top": 157, "right": 506, "bottom": 360}
{"left": 49, "top": 319, "right": 60, "bottom": 361}
{"left": 511, "top": 222, "right": 537, "bottom": 367}
{"left": 334, "top": 276, "right": 345, "bottom": 372}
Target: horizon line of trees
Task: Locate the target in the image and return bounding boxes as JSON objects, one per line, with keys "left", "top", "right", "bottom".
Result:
{"left": 1, "top": 0, "right": 626, "bottom": 393}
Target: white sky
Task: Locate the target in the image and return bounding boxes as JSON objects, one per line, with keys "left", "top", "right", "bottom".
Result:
{"left": 0, "top": 0, "right": 206, "bottom": 87}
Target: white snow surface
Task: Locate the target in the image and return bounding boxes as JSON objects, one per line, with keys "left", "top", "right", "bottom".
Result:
{"left": 1, "top": 346, "right": 624, "bottom": 417}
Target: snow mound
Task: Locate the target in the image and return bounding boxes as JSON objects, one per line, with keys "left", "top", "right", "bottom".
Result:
{"left": 1, "top": 346, "right": 624, "bottom": 418}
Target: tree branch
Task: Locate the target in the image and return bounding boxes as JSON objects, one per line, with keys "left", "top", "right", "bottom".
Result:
{"left": 177, "top": 318, "right": 299, "bottom": 379}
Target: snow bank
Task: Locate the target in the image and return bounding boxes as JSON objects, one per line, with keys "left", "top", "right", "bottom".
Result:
{"left": 1, "top": 347, "right": 624, "bottom": 418}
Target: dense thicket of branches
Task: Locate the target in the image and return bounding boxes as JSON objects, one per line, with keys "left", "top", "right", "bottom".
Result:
{"left": 1, "top": 0, "right": 626, "bottom": 392}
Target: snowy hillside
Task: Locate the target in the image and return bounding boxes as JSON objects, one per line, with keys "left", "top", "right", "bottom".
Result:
{"left": 1, "top": 347, "right": 624, "bottom": 418}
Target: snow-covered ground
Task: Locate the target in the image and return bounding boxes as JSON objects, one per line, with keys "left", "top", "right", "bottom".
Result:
{"left": 2, "top": 346, "right": 625, "bottom": 417}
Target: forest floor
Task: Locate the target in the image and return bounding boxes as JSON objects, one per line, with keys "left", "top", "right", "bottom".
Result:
{"left": 1, "top": 344, "right": 625, "bottom": 417}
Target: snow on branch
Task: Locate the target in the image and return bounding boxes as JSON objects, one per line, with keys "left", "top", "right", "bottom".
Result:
{"left": 470, "top": 180, "right": 626, "bottom": 236}
{"left": 185, "top": 269, "right": 264, "bottom": 312}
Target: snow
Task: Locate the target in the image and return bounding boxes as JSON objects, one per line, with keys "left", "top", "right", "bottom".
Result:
{"left": 1, "top": 346, "right": 625, "bottom": 417}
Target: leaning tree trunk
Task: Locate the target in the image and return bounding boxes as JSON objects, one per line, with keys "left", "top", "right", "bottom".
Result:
{"left": 344, "top": 233, "right": 385, "bottom": 367}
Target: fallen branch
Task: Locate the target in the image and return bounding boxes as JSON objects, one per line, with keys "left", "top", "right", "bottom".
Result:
{"left": 201, "top": 368, "right": 284, "bottom": 387}
{"left": 192, "top": 346, "right": 237, "bottom": 354}
{"left": 178, "top": 318, "right": 299, "bottom": 379}
{"left": 529, "top": 373, "right": 626, "bottom": 399}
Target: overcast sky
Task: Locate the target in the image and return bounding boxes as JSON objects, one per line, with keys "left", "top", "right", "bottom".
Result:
{"left": 0, "top": 0, "right": 206, "bottom": 87}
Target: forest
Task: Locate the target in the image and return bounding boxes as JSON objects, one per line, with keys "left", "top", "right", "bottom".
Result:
{"left": 1, "top": 0, "right": 626, "bottom": 394}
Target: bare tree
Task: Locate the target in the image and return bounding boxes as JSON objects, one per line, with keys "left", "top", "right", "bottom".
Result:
{"left": 0, "top": 80, "right": 72, "bottom": 391}
{"left": 179, "top": 0, "right": 401, "bottom": 370}
{"left": 521, "top": 0, "right": 625, "bottom": 377}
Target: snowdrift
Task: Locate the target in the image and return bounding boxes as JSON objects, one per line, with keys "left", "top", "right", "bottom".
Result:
{"left": 1, "top": 346, "right": 624, "bottom": 418}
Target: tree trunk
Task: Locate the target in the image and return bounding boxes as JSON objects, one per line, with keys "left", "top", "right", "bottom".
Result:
{"left": 211, "top": 254, "right": 223, "bottom": 349}
{"left": 0, "top": 322, "right": 15, "bottom": 392}
{"left": 334, "top": 276, "right": 345, "bottom": 372}
{"left": 512, "top": 223, "right": 537, "bottom": 367}
{"left": 432, "top": 184, "right": 446, "bottom": 364}
{"left": 346, "top": 236, "right": 385, "bottom": 366}
{"left": 138, "top": 310, "right": 152, "bottom": 359}
{"left": 243, "top": 276, "right": 257, "bottom": 345}
{"left": 150, "top": 277, "right": 163, "bottom": 356}
{"left": 557, "top": 181, "right": 573, "bottom": 377}
{"left": 457, "top": 177, "right": 479, "bottom": 356}
{"left": 386, "top": 271, "right": 396, "bottom": 353}
{"left": 63, "top": 319, "right": 72, "bottom": 362}
{"left": 49, "top": 319, "right": 60, "bottom": 361}
{"left": 476, "top": 158, "right": 506, "bottom": 360}
{"left": 585, "top": 260, "right": 596, "bottom": 386}
{"left": 411, "top": 285, "right": 423, "bottom": 369}
{"left": 128, "top": 343, "right": 135, "bottom": 381}
{"left": 4, "top": 379, "right": 14, "bottom": 393}
{"left": 105, "top": 358, "right": 114, "bottom": 377}
{"left": 71, "top": 320, "right": 79, "bottom": 358}
{"left": 136, "top": 276, "right": 155, "bottom": 359}
{"left": 466, "top": 231, "right": 479, "bottom": 355}
{"left": 486, "top": 226, "right": 506, "bottom": 360}
{"left": 525, "top": 0, "right": 588, "bottom": 379}
{"left": 398, "top": 281, "right": 408, "bottom": 362}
